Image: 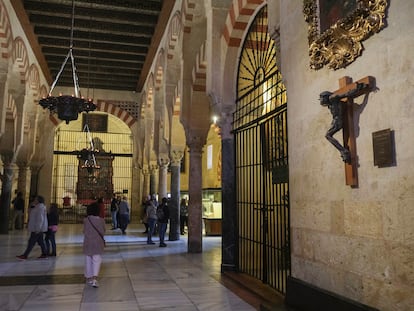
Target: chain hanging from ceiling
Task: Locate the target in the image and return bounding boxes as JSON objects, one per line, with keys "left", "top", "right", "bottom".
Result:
{"left": 39, "top": 0, "right": 96, "bottom": 124}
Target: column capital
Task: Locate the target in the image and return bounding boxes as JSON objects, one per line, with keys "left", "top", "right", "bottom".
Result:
{"left": 1, "top": 152, "right": 14, "bottom": 166}
{"left": 142, "top": 166, "right": 150, "bottom": 175}
{"left": 149, "top": 164, "right": 158, "bottom": 173}
{"left": 158, "top": 155, "right": 170, "bottom": 168}
{"left": 16, "top": 161, "right": 28, "bottom": 169}
{"left": 30, "top": 164, "right": 43, "bottom": 174}
{"left": 0, "top": 152, "right": 14, "bottom": 183}
{"left": 217, "top": 111, "right": 233, "bottom": 140}
{"left": 187, "top": 136, "right": 205, "bottom": 154}
{"left": 170, "top": 150, "right": 184, "bottom": 166}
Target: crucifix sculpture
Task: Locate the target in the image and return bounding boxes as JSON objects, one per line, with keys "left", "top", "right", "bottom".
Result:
{"left": 320, "top": 76, "right": 375, "bottom": 187}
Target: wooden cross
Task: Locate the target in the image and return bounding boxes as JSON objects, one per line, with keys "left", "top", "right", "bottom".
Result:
{"left": 332, "top": 76, "right": 375, "bottom": 187}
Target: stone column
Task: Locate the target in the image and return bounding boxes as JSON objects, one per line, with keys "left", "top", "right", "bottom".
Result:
{"left": 16, "top": 162, "right": 29, "bottom": 194}
{"left": 0, "top": 153, "right": 14, "bottom": 234}
{"left": 219, "top": 112, "right": 237, "bottom": 271}
{"left": 142, "top": 166, "right": 150, "bottom": 198}
{"left": 169, "top": 150, "right": 183, "bottom": 241}
{"left": 158, "top": 156, "right": 169, "bottom": 200}
{"left": 29, "top": 165, "right": 42, "bottom": 199}
{"left": 187, "top": 137, "right": 204, "bottom": 253}
{"left": 149, "top": 164, "right": 158, "bottom": 196}
{"left": 16, "top": 162, "right": 30, "bottom": 225}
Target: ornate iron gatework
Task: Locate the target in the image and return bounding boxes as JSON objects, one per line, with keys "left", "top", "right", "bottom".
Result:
{"left": 233, "top": 5, "right": 290, "bottom": 294}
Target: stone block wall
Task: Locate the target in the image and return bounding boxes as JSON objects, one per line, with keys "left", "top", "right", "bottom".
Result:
{"left": 278, "top": 1, "right": 414, "bottom": 309}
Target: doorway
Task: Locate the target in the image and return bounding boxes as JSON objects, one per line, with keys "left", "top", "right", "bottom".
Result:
{"left": 234, "top": 5, "right": 290, "bottom": 294}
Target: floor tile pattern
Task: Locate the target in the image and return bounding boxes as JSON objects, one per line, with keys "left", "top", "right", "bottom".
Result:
{"left": 0, "top": 224, "right": 255, "bottom": 311}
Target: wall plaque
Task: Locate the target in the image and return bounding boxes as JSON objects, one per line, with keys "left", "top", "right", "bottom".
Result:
{"left": 372, "top": 129, "right": 395, "bottom": 167}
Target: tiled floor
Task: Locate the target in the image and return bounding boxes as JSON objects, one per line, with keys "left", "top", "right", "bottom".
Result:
{"left": 0, "top": 223, "right": 259, "bottom": 311}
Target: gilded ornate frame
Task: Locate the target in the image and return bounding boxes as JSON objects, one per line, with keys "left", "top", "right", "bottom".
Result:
{"left": 303, "top": 0, "right": 388, "bottom": 70}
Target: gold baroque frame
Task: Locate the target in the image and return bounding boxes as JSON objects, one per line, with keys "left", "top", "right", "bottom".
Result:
{"left": 303, "top": 0, "right": 388, "bottom": 70}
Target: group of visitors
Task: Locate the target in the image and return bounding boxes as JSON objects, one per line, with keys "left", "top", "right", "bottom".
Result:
{"left": 15, "top": 194, "right": 106, "bottom": 288}
{"left": 14, "top": 192, "right": 188, "bottom": 289}
{"left": 142, "top": 195, "right": 189, "bottom": 247}
{"left": 109, "top": 195, "right": 131, "bottom": 234}
{"left": 16, "top": 194, "right": 59, "bottom": 260}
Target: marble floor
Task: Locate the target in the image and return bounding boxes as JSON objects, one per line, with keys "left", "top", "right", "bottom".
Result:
{"left": 0, "top": 223, "right": 257, "bottom": 311}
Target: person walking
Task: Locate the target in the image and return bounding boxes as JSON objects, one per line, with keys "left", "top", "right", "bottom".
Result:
{"left": 146, "top": 196, "right": 158, "bottom": 245}
{"left": 83, "top": 203, "right": 106, "bottom": 288}
{"left": 118, "top": 196, "right": 130, "bottom": 234}
{"left": 16, "top": 195, "right": 48, "bottom": 260}
{"left": 110, "top": 194, "right": 119, "bottom": 230}
{"left": 157, "top": 197, "right": 169, "bottom": 247}
{"left": 11, "top": 191, "right": 25, "bottom": 230}
{"left": 180, "top": 198, "right": 188, "bottom": 235}
{"left": 45, "top": 203, "right": 59, "bottom": 256}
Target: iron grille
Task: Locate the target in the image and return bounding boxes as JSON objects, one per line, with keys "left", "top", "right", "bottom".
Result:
{"left": 234, "top": 5, "right": 290, "bottom": 294}
{"left": 52, "top": 128, "right": 132, "bottom": 223}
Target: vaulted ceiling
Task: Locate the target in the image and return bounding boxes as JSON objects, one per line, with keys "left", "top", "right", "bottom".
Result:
{"left": 13, "top": 0, "right": 175, "bottom": 92}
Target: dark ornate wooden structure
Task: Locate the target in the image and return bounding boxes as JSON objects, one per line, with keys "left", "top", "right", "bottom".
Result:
{"left": 76, "top": 153, "right": 114, "bottom": 204}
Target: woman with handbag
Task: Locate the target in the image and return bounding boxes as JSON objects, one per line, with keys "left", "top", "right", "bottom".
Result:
{"left": 83, "top": 202, "right": 106, "bottom": 288}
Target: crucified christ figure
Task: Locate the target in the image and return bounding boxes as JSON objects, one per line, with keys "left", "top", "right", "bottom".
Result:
{"left": 319, "top": 82, "right": 367, "bottom": 163}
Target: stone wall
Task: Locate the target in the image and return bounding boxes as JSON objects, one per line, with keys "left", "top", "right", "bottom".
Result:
{"left": 280, "top": 1, "right": 414, "bottom": 310}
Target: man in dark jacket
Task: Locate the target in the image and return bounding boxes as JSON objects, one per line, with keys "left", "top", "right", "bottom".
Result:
{"left": 157, "top": 197, "right": 169, "bottom": 247}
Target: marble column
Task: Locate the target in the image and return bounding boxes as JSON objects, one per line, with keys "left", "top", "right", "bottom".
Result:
{"left": 16, "top": 162, "right": 30, "bottom": 225}
{"left": 187, "top": 138, "right": 204, "bottom": 253}
{"left": 158, "top": 157, "right": 169, "bottom": 200}
{"left": 219, "top": 113, "right": 237, "bottom": 271}
{"left": 169, "top": 150, "right": 183, "bottom": 241}
{"left": 0, "top": 153, "right": 14, "bottom": 234}
{"left": 29, "top": 165, "right": 42, "bottom": 199}
{"left": 149, "top": 165, "right": 158, "bottom": 196}
{"left": 142, "top": 166, "right": 150, "bottom": 198}
{"left": 16, "top": 162, "right": 29, "bottom": 194}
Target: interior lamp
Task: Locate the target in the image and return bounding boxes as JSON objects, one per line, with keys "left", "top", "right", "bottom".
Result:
{"left": 39, "top": 0, "right": 96, "bottom": 124}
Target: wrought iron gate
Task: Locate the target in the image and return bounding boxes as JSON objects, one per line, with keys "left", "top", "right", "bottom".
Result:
{"left": 233, "top": 5, "right": 290, "bottom": 294}
{"left": 52, "top": 123, "right": 132, "bottom": 223}
{"left": 234, "top": 104, "right": 290, "bottom": 293}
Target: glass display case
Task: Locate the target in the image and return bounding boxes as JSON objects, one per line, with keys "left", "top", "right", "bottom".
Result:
{"left": 202, "top": 188, "right": 222, "bottom": 235}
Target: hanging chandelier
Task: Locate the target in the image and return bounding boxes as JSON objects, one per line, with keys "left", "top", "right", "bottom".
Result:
{"left": 78, "top": 124, "right": 100, "bottom": 175}
{"left": 39, "top": 0, "right": 96, "bottom": 124}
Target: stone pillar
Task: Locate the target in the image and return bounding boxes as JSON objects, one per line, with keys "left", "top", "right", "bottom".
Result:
{"left": 0, "top": 153, "right": 14, "bottom": 234}
{"left": 29, "top": 165, "right": 42, "bottom": 199}
{"left": 142, "top": 166, "right": 150, "bottom": 198}
{"left": 16, "top": 162, "right": 29, "bottom": 194}
{"left": 169, "top": 150, "right": 183, "bottom": 241}
{"left": 149, "top": 164, "right": 158, "bottom": 197}
{"left": 187, "top": 137, "right": 204, "bottom": 253}
{"left": 219, "top": 113, "right": 237, "bottom": 271}
{"left": 158, "top": 156, "right": 169, "bottom": 200}
{"left": 16, "top": 162, "right": 30, "bottom": 225}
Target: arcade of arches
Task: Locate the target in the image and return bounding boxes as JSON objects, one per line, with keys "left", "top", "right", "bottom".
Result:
{"left": 0, "top": 1, "right": 413, "bottom": 310}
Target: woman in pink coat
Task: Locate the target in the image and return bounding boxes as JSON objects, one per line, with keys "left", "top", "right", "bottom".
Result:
{"left": 83, "top": 202, "right": 106, "bottom": 288}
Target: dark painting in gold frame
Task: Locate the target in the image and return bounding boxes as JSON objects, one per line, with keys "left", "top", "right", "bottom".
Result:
{"left": 319, "top": 0, "right": 357, "bottom": 33}
{"left": 303, "top": 0, "right": 388, "bottom": 70}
